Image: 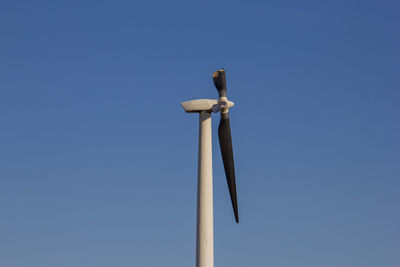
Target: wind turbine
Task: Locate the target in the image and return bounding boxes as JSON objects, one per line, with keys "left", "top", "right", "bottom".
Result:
{"left": 181, "top": 69, "right": 238, "bottom": 267}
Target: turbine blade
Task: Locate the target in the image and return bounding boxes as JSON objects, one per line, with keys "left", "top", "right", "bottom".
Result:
{"left": 213, "top": 69, "right": 227, "bottom": 98}
{"left": 218, "top": 114, "right": 239, "bottom": 223}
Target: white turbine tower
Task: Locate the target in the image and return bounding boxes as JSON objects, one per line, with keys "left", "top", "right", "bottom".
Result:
{"left": 181, "top": 69, "right": 239, "bottom": 267}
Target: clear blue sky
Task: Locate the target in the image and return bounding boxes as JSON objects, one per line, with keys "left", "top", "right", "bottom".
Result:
{"left": 1, "top": 1, "right": 399, "bottom": 266}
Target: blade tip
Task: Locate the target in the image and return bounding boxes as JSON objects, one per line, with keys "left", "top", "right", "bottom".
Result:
{"left": 212, "top": 69, "right": 225, "bottom": 78}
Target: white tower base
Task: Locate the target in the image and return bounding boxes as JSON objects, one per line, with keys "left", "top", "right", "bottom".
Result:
{"left": 196, "top": 111, "right": 214, "bottom": 267}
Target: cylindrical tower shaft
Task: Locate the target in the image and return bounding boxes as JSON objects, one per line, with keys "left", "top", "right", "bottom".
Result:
{"left": 196, "top": 111, "right": 214, "bottom": 267}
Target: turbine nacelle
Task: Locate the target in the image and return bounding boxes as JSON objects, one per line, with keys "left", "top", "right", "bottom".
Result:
{"left": 181, "top": 99, "right": 234, "bottom": 113}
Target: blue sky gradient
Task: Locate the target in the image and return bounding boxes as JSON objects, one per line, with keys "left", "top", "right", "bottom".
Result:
{"left": 1, "top": 0, "right": 399, "bottom": 266}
